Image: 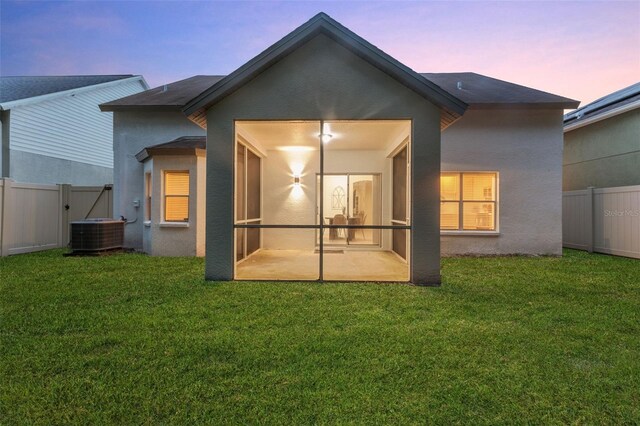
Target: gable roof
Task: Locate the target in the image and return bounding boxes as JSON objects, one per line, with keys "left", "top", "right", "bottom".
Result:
{"left": 182, "top": 12, "right": 468, "bottom": 129}
{"left": 564, "top": 82, "right": 640, "bottom": 131}
{"left": 423, "top": 72, "right": 579, "bottom": 109}
{"left": 135, "top": 136, "right": 206, "bottom": 162}
{"left": 0, "top": 75, "right": 136, "bottom": 104}
{"left": 100, "top": 75, "right": 224, "bottom": 112}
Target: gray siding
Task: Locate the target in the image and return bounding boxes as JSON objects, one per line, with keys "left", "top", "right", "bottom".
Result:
{"left": 10, "top": 150, "right": 112, "bottom": 186}
{"left": 441, "top": 109, "right": 564, "bottom": 255}
{"left": 563, "top": 109, "right": 640, "bottom": 190}
{"left": 1, "top": 110, "right": 9, "bottom": 177}
{"left": 9, "top": 78, "right": 146, "bottom": 169}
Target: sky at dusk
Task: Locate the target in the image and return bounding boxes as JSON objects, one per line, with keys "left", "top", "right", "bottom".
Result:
{"left": 1, "top": 0, "right": 639, "bottom": 108}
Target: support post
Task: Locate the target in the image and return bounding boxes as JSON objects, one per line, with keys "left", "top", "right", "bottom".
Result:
{"left": 0, "top": 178, "right": 12, "bottom": 256}
{"left": 586, "top": 186, "right": 594, "bottom": 253}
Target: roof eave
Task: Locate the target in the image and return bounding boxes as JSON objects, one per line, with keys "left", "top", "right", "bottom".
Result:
{"left": 136, "top": 147, "right": 206, "bottom": 162}
{"left": 564, "top": 98, "right": 640, "bottom": 132}
{"left": 100, "top": 104, "right": 184, "bottom": 112}
{"left": 467, "top": 100, "right": 580, "bottom": 110}
{"left": 1, "top": 76, "right": 147, "bottom": 111}
{"left": 182, "top": 13, "right": 467, "bottom": 120}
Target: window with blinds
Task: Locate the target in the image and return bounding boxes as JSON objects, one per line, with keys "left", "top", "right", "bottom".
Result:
{"left": 164, "top": 171, "right": 190, "bottom": 222}
{"left": 441, "top": 172, "right": 497, "bottom": 231}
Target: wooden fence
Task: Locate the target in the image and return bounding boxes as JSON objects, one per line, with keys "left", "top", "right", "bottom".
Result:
{"left": 563, "top": 185, "right": 640, "bottom": 259}
{"left": 0, "top": 178, "right": 113, "bottom": 256}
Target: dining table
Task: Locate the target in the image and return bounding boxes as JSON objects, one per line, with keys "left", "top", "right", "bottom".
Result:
{"left": 325, "top": 216, "right": 360, "bottom": 240}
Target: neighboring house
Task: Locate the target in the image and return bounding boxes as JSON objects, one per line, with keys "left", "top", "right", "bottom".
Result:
{"left": 563, "top": 82, "right": 640, "bottom": 191}
{"left": 0, "top": 75, "right": 148, "bottom": 185}
{"left": 101, "top": 13, "right": 578, "bottom": 284}
{"left": 562, "top": 83, "right": 640, "bottom": 260}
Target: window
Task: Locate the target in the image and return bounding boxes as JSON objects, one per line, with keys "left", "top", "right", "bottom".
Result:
{"left": 441, "top": 172, "right": 497, "bottom": 231}
{"left": 164, "top": 171, "right": 189, "bottom": 222}
{"left": 144, "top": 172, "right": 152, "bottom": 221}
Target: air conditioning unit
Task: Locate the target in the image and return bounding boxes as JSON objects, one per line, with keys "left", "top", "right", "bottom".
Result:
{"left": 70, "top": 219, "right": 125, "bottom": 253}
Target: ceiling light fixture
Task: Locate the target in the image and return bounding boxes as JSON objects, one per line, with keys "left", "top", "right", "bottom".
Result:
{"left": 320, "top": 133, "right": 333, "bottom": 143}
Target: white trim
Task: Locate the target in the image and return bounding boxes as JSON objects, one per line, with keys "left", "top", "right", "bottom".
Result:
{"left": 386, "top": 135, "right": 409, "bottom": 158}
{"left": 564, "top": 99, "right": 640, "bottom": 133}
{"left": 384, "top": 124, "right": 411, "bottom": 157}
{"left": 593, "top": 184, "right": 640, "bottom": 194}
{"left": 441, "top": 231, "right": 500, "bottom": 237}
{"left": 440, "top": 171, "right": 499, "bottom": 232}
{"left": 0, "top": 76, "right": 149, "bottom": 110}
{"left": 162, "top": 169, "right": 190, "bottom": 223}
{"left": 159, "top": 222, "right": 189, "bottom": 228}
{"left": 236, "top": 128, "right": 268, "bottom": 158}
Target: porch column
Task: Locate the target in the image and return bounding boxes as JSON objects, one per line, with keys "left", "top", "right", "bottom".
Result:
{"left": 411, "top": 117, "right": 442, "bottom": 285}
{"left": 205, "top": 117, "right": 234, "bottom": 280}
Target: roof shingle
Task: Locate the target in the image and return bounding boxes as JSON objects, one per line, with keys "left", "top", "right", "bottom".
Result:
{"left": 422, "top": 72, "right": 579, "bottom": 109}
{"left": 0, "top": 75, "right": 135, "bottom": 103}
{"left": 102, "top": 72, "right": 579, "bottom": 112}
{"left": 100, "top": 75, "right": 224, "bottom": 111}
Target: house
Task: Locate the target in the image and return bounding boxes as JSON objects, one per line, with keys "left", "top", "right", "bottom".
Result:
{"left": 0, "top": 75, "right": 148, "bottom": 185}
{"left": 563, "top": 82, "right": 640, "bottom": 191}
{"left": 101, "top": 13, "right": 578, "bottom": 284}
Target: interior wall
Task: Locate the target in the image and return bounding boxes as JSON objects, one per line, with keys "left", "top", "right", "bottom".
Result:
{"left": 323, "top": 175, "right": 348, "bottom": 217}
{"left": 260, "top": 148, "right": 393, "bottom": 250}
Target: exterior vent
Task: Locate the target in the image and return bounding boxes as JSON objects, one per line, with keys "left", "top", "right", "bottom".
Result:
{"left": 70, "top": 219, "right": 125, "bottom": 253}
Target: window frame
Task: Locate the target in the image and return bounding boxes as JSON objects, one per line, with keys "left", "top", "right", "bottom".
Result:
{"left": 440, "top": 171, "right": 499, "bottom": 233}
{"left": 163, "top": 170, "right": 190, "bottom": 223}
{"left": 144, "top": 172, "right": 152, "bottom": 222}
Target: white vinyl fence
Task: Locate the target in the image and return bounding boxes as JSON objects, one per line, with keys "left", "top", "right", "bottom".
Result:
{"left": 0, "top": 178, "right": 113, "bottom": 256}
{"left": 563, "top": 185, "right": 640, "bottom": 259}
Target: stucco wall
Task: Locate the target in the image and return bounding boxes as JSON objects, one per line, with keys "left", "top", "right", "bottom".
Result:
{"left": 143, "top": 155, "right": 204, "bottom": 257}
{"left": 563, "top": 108, "right": 640, "bottom": 190}
{"left": 205, "top": 34, "right": 442, "bottom": 283}
{"left": 441, "top": 109, "right": 564, "bottom": 255}
{"left": 112, "top": 110, "right": 205, "bottom": 249}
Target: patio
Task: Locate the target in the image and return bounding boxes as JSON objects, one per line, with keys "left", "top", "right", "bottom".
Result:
{"left": 235, "top": 249, "right": 408, "bottom": 281}
{"left": 234, "top": 120, "right": 413, "bottom": 282}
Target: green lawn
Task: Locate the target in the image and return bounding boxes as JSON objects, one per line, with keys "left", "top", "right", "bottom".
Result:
{"left": 1, "top": 249, "right": 639, "bottom": 424}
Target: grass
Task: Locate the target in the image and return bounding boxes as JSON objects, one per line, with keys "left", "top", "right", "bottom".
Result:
{"left": 1, "top": 249, "right": 639, "bottom": 424}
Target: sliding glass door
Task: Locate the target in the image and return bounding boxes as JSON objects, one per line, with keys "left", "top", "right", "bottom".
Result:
{"left": 317, "top": 173, "right": 381, "bottom": 246}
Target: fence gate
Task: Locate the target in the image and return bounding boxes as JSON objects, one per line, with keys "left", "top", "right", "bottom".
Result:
{"left": 0, "top": 179, "right": 114, "bottom": 256}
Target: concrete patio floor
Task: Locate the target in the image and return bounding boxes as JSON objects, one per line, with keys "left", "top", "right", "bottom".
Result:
{"left": 235, "top": 249, "right": 408, "bottom": 281}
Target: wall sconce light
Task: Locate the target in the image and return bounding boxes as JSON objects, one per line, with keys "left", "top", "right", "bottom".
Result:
{"left": 293, "top": 175, "right": 301, "bottom": 186}
{"left": 320, "top": 133, "right": 333, "bottom": 144}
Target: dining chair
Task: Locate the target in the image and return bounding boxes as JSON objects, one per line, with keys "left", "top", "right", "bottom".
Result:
{"left": 333, "top": 214, "right": 348, "bottom": 239}
{"left": 356, "top": 212, "right": 366, "bottom": 239}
